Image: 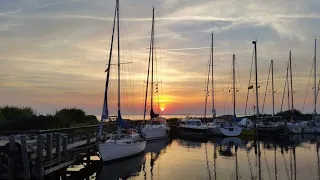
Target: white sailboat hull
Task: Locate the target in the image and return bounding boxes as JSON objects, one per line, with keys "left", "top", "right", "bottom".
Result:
{"left": 208, "top": 127, "right": 242, "bottom": 137}
{"left": 142, "top": 127, "right": 169, "bottom": 141}
{"left": 99, "top": 140, "right": 146, "bottom": 162}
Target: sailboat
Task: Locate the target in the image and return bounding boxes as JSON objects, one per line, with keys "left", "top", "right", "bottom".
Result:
{"left": 97, "top": 0, "right": 146, "bottom": 162}
{"left": 302, "top": 39, "right": 320, "bottom": 133}
{"left": 208, "top": 51, "right": 242, "bottom": 136}
{"left": 286, "top": 51, "right": 302, "bottom": 134}
{"left": 142, "top": 7, "right": 170, "bottom": 141}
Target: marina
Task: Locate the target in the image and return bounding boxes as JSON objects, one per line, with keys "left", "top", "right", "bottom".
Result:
{"left": 2, "top": 121, "right": 320, "bottom": 179}
{"left": 18, "top": 135, "right": 320, "bottom": 180}
{"left": 1, "top": 0, "right": 320, "bottom": 179}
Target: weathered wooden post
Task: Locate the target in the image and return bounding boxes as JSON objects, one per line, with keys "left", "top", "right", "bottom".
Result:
{"left": 8, "top": 135, "right": 16, "bottom": 180}
{"left": 46, "top": 134, "right": 53, "bottom": 161}
{"left": 62, "top": 136, "right": 68, "bottom": 160}
{"left": 36, "top": 135, "right": 44, "bottom": 180}
{"left": 20, "top": 135, "right": 30, "bottom": 180}
{"left": 86, "top": 133, "right": 91, "bottom": 165}
{"left": 55, "top": 133, "right": 61, "bottom": 159}
{"left": 71, "top": 133, "right": 75, "bottom": 143}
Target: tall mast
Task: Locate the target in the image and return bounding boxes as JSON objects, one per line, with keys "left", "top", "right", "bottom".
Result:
{"left": 233, "top": 54, "right": 236, "bottom": 118}
{"left": 98, "top": 0, "right": 117, "bottom": 137}
{"left": 280, "top": 62, "right": 289, "bottom": 112}
{"left": 287, "top": 62, "right": 290, "bottom": 111}
{"left": 204, "top": 55, "right": 211, "bottom": 117}
{"left": 116, "top": 0, "right": 121, "bottom": 136}
{"left": 143, "top": 7, "right": 155, "bottom": 121}
{"left": 211, "top": 33, "right": 215, "bottom": 119}
{"left": 314, "top": 39, "right": 317, "bottom": 116}
{"left": 150, "top": 7, "right": 155, "bottom": 113}
{"left": 252, "top": 41, "right": 258, "bottom": 134}
{"left": 271, "top": 60, "right": 275, "bottom": 116}
{"left": 289, "top": 51, "right": 294, "bottom": 115}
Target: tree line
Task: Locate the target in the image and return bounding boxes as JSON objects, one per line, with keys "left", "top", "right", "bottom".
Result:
{"left": 0, "top": 106, "right": 99, "bottom": 131}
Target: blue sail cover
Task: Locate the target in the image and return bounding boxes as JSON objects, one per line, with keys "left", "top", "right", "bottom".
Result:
{"left": 117, "top": 111, "right": 134, "bottom": 128}
{"left": 118, "top": 111, "right": 143, "bottom": 136}
{"left": 98, "top": 94, "right": 108, "bottom": 136}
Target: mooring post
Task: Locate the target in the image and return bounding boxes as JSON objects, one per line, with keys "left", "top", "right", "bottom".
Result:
{"left": 20, "top": 135, "right": 30, "bottom": 180}
{"left": 36, "top": 135, "right": 44, "bottom": 180}
{"left": 71, "top": 133, "right": 75, "bottom": 143}
{"left": 8, "top": 135, "right": 16, "bottom": 180}
{"left": 46, "top": 134, "right": 53, "bottom": 161}
{"left": 86, "top": 133, "right": 91, "bottom": 165}
{"left": 62, "top": 136, "right": 68, "bottom": 160}
{"left": 55, "top": 133, "right": 61, "bottom": 159}
{"left": 0, "top": 149, "right": 2, "bottom": 169}
{"left": 284, "top": 119, "right": 288, "bottom": 137}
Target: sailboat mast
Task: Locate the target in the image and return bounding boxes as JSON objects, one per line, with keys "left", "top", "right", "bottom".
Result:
{"left": 98, "top": 1, "right": 117, "bottom": 137}
{"left": 280, "top": 62, "right": 288, "bottom": 112}
{"left": 143, "top": 7, "right": 154, "bottom": 121}
{"left": 151, "top": 7, "right": 155, "bottom": 111}
{"left": 116, "top": 0, "right": 121, "bottom": 136}
{"left": 287, "top": 62, "right": 290, "bottom": 111}
{"left": 289, "top": 51, "right": 294, "bottom": 114}
{"left": 204, "top": 56, "right": 211, "bottom": 117}
{"left": 252, "top": 41, "right": 258, "bottom": 134}
{"left": 211, "top": 33, "right": 215, "bottom": 119}
{"left": 314, "top": 39, "right": 317, "bottom": 116}
{"left": 271, "top": 60, "right": 275, "bottom": 116}
{"left": 233, "top": 54, "right": 236, "bottom": 118}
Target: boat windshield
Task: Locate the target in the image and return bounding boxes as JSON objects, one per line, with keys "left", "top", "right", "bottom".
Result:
{"left": 185, "top": 120, "right": 202, "bottom": 126}
{"left": 151, "top": 121, "right": 162, "bottom": 125}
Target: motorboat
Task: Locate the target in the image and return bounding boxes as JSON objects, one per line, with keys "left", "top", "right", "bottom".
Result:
{"left": 208, "top": 119, "right": 242, "bottom": 137}
{"left": 142, "top": 117, "right": 170, "bottom": 141}
{"left": 177, "top": 118, "right": 208, "bottom": 138}
{"left": 287, "top": 122, "right": 302, "bottom": 134}
{"left": 301, "top": 121, "right": 320, "bottom": 134}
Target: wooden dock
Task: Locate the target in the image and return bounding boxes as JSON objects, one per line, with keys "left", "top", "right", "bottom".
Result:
{"left": 0, "top": 124, "right": 110, "bottom": 180}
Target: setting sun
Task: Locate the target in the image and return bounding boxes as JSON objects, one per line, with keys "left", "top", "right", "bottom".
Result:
{"left": 160, "top": 108, "right": 165, "bottom": 111}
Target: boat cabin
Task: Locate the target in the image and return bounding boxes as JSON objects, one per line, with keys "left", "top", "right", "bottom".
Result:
{"left": 150, "top": 117, "right": 167, "bottom": 125}
{"left": 180, "top": 118, "right": 204, "bottom": 127}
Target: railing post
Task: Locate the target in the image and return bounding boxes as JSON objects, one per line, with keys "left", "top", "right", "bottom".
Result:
{"left": 86, "top": 133, "right": 91, "bottom": 165}
{"left": 62, "top": 136, "right": 68, "bottom": 160}
{"left": 20, "top": 135, "right": 30, "bottom": 180}
{"left": 8, "top": 135, "right": 16, "bottom": 180}
{"left": 55, "top": 133, "right": 61, "bottom": 159}
{"left": 46, "top": 134, "right": 53, "bottom": 161}
{"left": 36, "top": 135, "right": 44, "bottom": 180}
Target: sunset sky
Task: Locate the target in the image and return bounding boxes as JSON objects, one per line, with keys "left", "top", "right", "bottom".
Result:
{"left": 0, "top": 0, "right": 319, "bottom": 119}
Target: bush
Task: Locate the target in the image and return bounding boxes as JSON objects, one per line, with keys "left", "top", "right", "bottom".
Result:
{"left": 0, "top": 106, "right": 99, "bottom": 130}
{"left": 0, "top": 106, "right": 35, "bottom": 121}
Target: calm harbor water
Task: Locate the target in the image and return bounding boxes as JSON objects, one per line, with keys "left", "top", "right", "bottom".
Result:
{"left": 71, "top": 135, "right": 320, "bottom": 180}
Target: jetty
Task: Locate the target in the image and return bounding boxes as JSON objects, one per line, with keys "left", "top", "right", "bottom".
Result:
{"left": 0, "top": 124, "right": 110, "bottom": 180}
